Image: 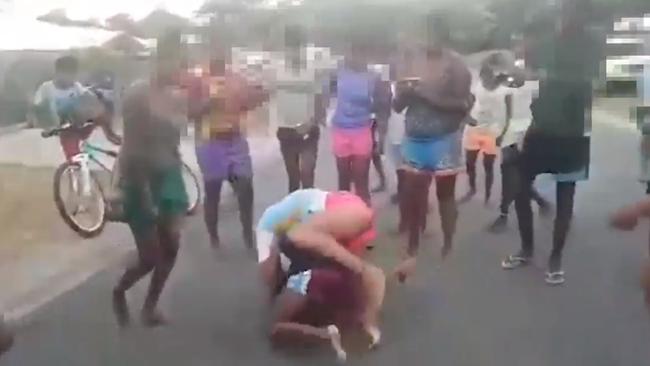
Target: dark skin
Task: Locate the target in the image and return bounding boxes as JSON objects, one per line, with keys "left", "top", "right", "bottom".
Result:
{"left": 330, "top": 50, "right": 383, "bottom": 204}
{"left": 392, "top": 44, "right": 472, "bottom": 281}
{"left": 112, "top": 71, "right": 186, "bottom": 328}
{"left": 191, "top": 62, "right": 268, "bottom": 249}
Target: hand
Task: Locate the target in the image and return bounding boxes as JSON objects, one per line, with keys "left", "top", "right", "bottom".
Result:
{"left": 496, "top": 136, "right": 503, "bottom": 147}
{"left": 610, "top": 206, "right": 640, "bottom": 231}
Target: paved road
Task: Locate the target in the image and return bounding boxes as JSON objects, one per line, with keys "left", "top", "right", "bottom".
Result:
{"left": 4, "top": 110, "right": 650, "bottom": 366}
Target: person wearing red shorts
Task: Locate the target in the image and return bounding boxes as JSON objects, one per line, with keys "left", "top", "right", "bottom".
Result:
{"left": 33, "top": 56, "right": 121, "bottom": 161}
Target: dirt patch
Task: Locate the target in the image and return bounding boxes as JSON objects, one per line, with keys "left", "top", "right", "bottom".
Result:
{"left": 0, "top": 164, "right": 109, "bottom": 265}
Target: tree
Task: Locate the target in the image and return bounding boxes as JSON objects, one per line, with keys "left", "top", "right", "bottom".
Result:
{"left": 106, "top": 13, "right": 141, "bottom": 36}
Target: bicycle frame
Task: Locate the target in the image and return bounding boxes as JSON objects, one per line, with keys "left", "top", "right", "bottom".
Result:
{"left": 68, "top": 141, "right": 116, "bottom": 197}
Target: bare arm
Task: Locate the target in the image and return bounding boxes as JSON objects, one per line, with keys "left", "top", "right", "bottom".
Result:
{"left": 97, "top": 112, "right": 122, "bottom": 145}
{"left": 497, "top": 94, "right": 513, "bottom": 144}
{"left": 413, "top": 57, "right": 473, "bottom": 113}
{"left": 287, "top": 226, "right": 365, "bottom": 274}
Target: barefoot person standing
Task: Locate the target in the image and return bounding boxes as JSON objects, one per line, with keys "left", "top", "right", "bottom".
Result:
{"left": 112, "top": 29, "right": 189, "bottom": 327}
{"left": 392, "top": 14, "right": 473, "bottom": 280}
{"left": 191, "top": 52, "right": 267, "bottom": 251}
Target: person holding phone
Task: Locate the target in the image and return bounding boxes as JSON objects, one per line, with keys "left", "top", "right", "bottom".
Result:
{"left": 392, "top": 14, "right": 473, "bottom": 281}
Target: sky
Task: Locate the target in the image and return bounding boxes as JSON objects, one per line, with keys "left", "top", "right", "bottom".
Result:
{"left": 4, "top": 0, "right": 206, "bottom": 21}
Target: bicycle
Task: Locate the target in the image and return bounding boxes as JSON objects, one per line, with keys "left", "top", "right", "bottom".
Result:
{"left": 41, "top": 123, "right": 201, "bottom": 238}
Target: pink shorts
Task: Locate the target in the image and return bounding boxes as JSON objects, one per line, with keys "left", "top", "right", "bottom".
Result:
{"left": 325, "top": 191, "right": 376, "bottom": 254}
{"left": 331, "top": 125, "right": 372, "bottom": 158}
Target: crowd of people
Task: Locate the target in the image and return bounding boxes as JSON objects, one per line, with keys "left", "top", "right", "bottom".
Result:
{"left": 5, "top": 0, "right": 650, "bottom": 361}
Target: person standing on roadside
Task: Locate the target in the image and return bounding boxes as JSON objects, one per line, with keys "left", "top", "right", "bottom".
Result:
{"left": 190, "top": 45, "right": 268, "bottom": 251}
{"left": 392, "top": 14, "right": 473, "bottom": 281}
{"left": 266, "top": 25, "right": 328, "bottom": 193}
{"left": 501, "top": 0, "right": 599, "bottom": 285}
{"left": 369, "top": 63, "right": 392, "bottom": 194}
{"left": 330, "top": 37, "right": 383, "bottom": 205}
{"left": 486, "top": 60, "right": 551, "bottom": 233}
{"left": 460, "top": 53, "right": 512, "bottom": 206}
{"left": 112, "top": 29, "right": 190, "bottom": 327}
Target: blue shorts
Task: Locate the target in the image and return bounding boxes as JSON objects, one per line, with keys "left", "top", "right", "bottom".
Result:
{"left": 286, "top": 270, "right": 312, "bottom": 295}
{"left": 554, "top": 167, "right": 589, "bottom": 182}
{"left": 401, "top": 129, "right": 463, "bottom": 174}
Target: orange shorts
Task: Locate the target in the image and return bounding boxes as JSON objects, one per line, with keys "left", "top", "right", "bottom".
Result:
{"left": 463, "top": 127, "right": 498, "bottom": 155}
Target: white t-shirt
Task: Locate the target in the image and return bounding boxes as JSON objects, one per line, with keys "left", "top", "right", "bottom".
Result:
{"left": 470, "top": 83, "right": 511, "bottom": 135}
{"left": 503, "top": 80, "right": 538, "bottom": 147}
{"left": 34, "top": 81, "right": 84, "bottom": 112}
{"left": 265, "top": 59, "right": 326, "bottom": 129}
{"left": 387, "top": 82, "right": 405, "bottom": 144}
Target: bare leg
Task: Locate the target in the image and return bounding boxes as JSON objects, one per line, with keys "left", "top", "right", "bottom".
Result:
{"left": 436, "top": 174, "right": 458, "bottom": 259}
{"left": 459, "top": 149, "right": 478, "bottom": 203}
{"left": 336, "top": 157, "right": 352, "bottom": 192}
{"left": 113, "top": 224, "right": 157, "bottom": 327}
{"left": 483, "top": 154, "right": 496, "bottom": 204}
{"left": 351, "top": 156, "right": 372, "bottom": 205}
{"left": 395, "top": 170, "right": 430, "bottom": 281}
{"left": 271, "top": 290, "right": 346, "bottom": 361}
{"left": 371, "top": 151, "right": 387, "bottom": 193}
{"left": 396, "top": 169, "right": 407, "bottom": 232}
{"left": 278, "top": 131, "right": 301, "bottom": 193}
{"left": 203, "top": 179, "right": 223, "bottom": 249}
{"left": 299, "top": 127, "right": 319, "bottom": 189}
{"left": 141, "top": 215, "right": 182, "bottom": 327}
{"left": 231, "top": 176, "right": 255, "bottom": 250}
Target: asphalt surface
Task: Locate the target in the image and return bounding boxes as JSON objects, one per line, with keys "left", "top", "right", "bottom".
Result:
{"left": 3, "top": 110, "right": 650, "bottom": 366}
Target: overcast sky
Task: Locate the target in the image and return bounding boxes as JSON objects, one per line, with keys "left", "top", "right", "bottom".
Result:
{"left": 5, "top": 0, "right": 206, "bottom": 20}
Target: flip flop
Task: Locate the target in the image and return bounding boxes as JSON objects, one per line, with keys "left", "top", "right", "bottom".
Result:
{"left": 501, "top": 255, "right": 530, "bottom": 269}
{"left": 545, "top": 270, "right": 565, "bottom": 285}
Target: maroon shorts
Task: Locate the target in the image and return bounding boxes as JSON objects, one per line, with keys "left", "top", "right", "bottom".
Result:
{"left": 306, "top": 268, "right": 362, "bottom": 325}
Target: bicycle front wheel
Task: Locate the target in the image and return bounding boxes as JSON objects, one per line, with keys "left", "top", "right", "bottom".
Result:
{"left": 181, "top": 162, "right": 201, "bottom": 216}
{"left": 53, "top": 162, "right": 107, "bottom": 238}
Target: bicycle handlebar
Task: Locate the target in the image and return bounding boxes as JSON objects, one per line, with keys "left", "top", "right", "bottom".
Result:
{"left": 41, "top": 122, "right": 94, "bottom": 139}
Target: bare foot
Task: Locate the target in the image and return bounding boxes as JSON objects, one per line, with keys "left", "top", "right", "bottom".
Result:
{"left": 365, "top": 325, "right": 382, "bottom": 349}
{"left": 209, "top": 236, "right": 221, "bottom": 251}
{"left": 327, "top": 325, "right": 347, "bottom": 362}
{"left": 458, "top": 189, "right": 476, "bottom": 204}
{"left": 394, "top": 257, "right": 417, "bottom": 283}
{"left": 141, "top": 309, "right": 167, "bottom": 328}
{"left": 441, "top": 244, "right": 452, "bottom": 260}
{"left": 112, "top": 290, "right": 130, "bottom": 328}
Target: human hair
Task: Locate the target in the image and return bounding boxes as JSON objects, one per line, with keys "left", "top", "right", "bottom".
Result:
{"left": 55, "top": 55, "right": 79, "bottom": 73}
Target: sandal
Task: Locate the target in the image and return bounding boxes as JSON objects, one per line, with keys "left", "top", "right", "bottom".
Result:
{"left": 545, "top": 270, "right": 565, "bottom": 285}
{"left": 501, "top": 255, "right": 530, "bottom": 269}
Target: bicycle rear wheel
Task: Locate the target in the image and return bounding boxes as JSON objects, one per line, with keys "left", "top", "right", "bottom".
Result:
{"left": 53, "top": 162, "right": 107, "bottom": 238}
{"left": 182, "top": 162, "right": 201, "bottom": 216}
